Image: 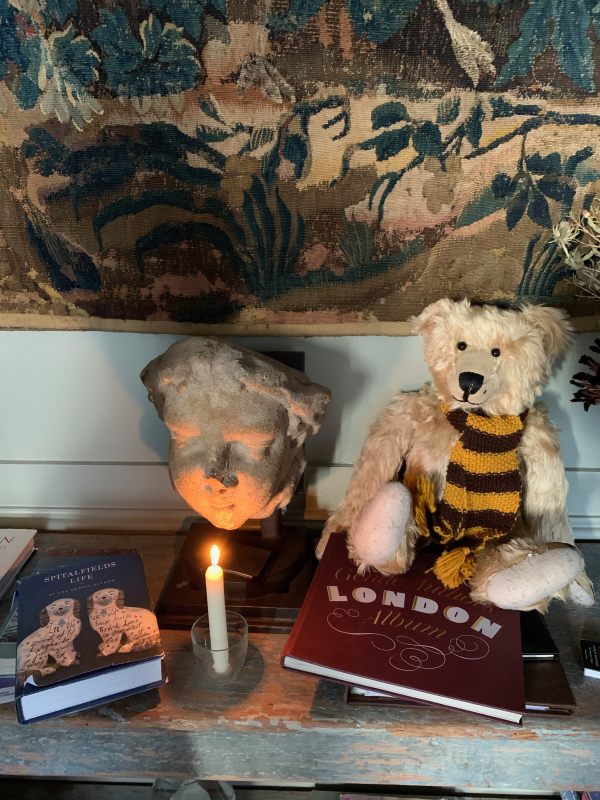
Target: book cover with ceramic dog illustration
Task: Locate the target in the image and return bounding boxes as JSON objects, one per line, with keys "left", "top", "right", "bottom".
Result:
{"left": 15, "top": 553, "right": 165, "bottom": 723}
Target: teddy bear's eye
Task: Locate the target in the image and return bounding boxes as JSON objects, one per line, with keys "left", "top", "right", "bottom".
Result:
{"left": 456, "top": 341, "right": 467, "bottom": 351}
{"left": 491, "top": 347, "right": 501, "bottom": 358}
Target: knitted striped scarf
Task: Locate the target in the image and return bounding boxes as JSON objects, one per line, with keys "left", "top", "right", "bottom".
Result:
{"left": 407, "top": 404, "right": 528, "bottom": 588}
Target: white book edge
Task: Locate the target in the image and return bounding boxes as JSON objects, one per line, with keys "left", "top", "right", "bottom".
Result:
{"left": 0, "top": 530, "right": 36, "bottom": 579}
{"left": 348, "top": 686, "right": 548, "bottom": 713}
{"left": 0, "top": 658, "right": 15, "bottom": 674}
{"left": 19, "top": 657, "right": 163, "bottom": 720}
{"left": 283, "top": 656, "right": 523, "bottom": 724}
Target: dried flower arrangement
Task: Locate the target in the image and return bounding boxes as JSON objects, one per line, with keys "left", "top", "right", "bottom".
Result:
{"left": 571, "top": 338, "right": 600, "bottom": 411}
{"left": 552, "top": 200, "right": 600, "bottom": 299}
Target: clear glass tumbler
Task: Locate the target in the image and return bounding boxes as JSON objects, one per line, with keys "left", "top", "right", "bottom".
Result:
{"left": 191, "top": 609, "right": 249, "bottom": 686}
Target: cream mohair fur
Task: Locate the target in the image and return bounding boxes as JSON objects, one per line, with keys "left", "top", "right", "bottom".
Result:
{"left": 316, "top": 299, "right": 594, "bottom": 612}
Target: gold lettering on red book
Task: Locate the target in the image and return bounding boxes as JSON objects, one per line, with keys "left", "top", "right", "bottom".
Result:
{"left": 412, "top": 596, "right": 438, "bottom": 614}
{"left": 352, "top": 587, "right": 377, "bottom": 603}
{"left": 471, "top": 615, "right": 502, "bottom": 639}
{"left": 327, "top": 585, "right": 348, "bottom": 601}
{"left": 444, "top": 606, "right": 470, "bottom": 623}
{"left": 324, "top": 583, "right": 502, "bottom": 639}
{"left": 382, "top": 590, "right": 405, "bottom": 607}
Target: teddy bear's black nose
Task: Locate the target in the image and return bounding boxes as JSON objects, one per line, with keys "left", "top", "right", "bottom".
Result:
{"left": 459, "top": 371, "right": 484, "bottom": 400}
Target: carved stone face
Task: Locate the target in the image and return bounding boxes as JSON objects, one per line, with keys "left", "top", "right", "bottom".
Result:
{"left": 168, "top": 386, "right": 300, "bottom": 529}
{"left": 141, "top": 338, "right": 330, "bottom": 530}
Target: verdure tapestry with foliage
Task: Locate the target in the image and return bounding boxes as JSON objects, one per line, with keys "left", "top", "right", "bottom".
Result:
{"left": 1, "top": 0, "right": 600, "bottom": 329}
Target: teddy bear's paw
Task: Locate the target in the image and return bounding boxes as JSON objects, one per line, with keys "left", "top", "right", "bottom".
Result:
{"left": 566, "top": 571, "right": 595, "bottom": 607}
{"left": 348, "top": 482, "right": 412, "bottom": 571}
{"left": 483, "top": 545, "right": 584, "bottom": 611}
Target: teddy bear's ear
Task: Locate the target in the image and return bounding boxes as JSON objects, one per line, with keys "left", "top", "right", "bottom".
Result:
{"left": 521, "top": 305, "right": 573, "bottom": 361}
{"left": 409, "top": 298, "right": 469, "bottom": 335}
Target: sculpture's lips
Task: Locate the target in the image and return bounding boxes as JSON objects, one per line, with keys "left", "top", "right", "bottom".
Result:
{"left": 207, "top": 497, "right": 235, "bottom": 509}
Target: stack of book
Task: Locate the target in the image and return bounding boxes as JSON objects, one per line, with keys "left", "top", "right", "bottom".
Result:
{"left": 0, "top": 529, "right": 37, "bottom": 704}
{"left": 282, "top": 533, "right": 575, "bottom": 724}
{"left": 5, "top": 551, "right": 166, "bottom": 723}
{"left": 520, "top": 609, "right": 575, "bottom": 715}
{"left": 0, "top": 529, "right": 36, "bottom": 602}
{"left": 0, "top": 598, "right": 18, "bottom": 704}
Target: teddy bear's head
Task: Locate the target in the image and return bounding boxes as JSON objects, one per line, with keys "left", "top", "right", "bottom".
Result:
{"left": 411, "top": 299, "right": 572, "bottom": 415}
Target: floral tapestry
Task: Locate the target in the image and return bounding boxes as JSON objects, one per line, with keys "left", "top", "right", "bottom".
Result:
{"left": 1, "top": 0, "right": 600, "bottom": 331}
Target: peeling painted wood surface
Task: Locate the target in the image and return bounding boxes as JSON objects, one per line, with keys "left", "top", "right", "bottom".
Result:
{"left": 0, "top": 532, "right": 598, "bottom": 792}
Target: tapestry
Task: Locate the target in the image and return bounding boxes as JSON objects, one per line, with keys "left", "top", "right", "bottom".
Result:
{"left": 1, "top": 0, "right": 600, "bottom": 332}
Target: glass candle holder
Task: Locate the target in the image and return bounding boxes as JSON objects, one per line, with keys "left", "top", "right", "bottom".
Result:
{"left": 191, "top": 609, "right": 249, "bottom": 686}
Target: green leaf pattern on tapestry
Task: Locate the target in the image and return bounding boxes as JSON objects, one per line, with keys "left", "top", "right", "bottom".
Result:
{"left": 498, "top": 0, "right": 596, "bottom": 92}
{"left": 270, "top": 0, "right": 421, "bottom": 41}
{"left": 551, "top": 0, "right": 594, "bottom": 92}
{"left": 436, "top": 97, "right": 461, "bottom": 125}
{"left": 0, "top": 0, "right": 23, "bottom": 81}
{"left": 412, "top": 122, "right": 443, "bottom": 157}
{"left": 360, "top": 128, "right": 411, "bottom": 160}
{"left": 92, "top": 9, "right": 200, "bottom": 97}
{"left": 485, "top": 144, "right": 588, "bottom": 233}
{"left": 269, "top": 0, "right": 329, "bottom": 32}
{"left": 372, "top": 102, "right": 410, "bottom": 130}
{"left": 140, "top": 0, "right": 226, "bottom": 40}
{"left": 4, "top": 0, "right": 600, "bottom": 320}
{"left": 2, "top": 0, "right": 600, "bottom": 127}
{"left": 42, "top": 0, "right": 78, "bottom": 26}
{"left": 347, "top": 0, "right": 421, "bottom": 43}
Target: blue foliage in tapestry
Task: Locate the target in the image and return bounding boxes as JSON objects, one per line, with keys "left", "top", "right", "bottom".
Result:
{"left": 91, "top": 10, "right": 201, "bottom": 97}
{"left": 498, "top": 0, "right": 598, "bottom": 92}
{"left": 2, "top": 0, "right": 600, "bottom": 326}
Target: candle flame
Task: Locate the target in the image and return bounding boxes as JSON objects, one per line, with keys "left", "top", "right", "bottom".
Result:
{"left": 210, "top": 544, "right": 220, "bottom": 567}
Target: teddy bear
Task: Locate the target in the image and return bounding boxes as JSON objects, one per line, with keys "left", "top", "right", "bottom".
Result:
{"left": 316, "top": 298, "right": 594, "bottom": 612}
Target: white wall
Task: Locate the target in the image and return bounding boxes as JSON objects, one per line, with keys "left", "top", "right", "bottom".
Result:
{"left": 0, "top": 331, "right": 598, "bottom": 537}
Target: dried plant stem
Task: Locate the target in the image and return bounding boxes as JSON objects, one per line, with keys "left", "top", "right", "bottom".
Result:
{"left": 552, "top": 200, "right": 600, "bottom": 299}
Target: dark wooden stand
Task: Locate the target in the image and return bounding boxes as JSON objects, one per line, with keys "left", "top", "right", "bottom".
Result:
{"left": 155, "top": 513, "right": 319, "bottom": 632}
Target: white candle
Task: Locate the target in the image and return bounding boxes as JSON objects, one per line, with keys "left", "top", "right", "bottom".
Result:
{"left": 205, "top": 545, "right": 229, "bottom": 674}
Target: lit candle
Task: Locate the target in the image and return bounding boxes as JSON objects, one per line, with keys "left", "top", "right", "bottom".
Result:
{"left": 205, "top": 545, "right": 229, "bottom": 673}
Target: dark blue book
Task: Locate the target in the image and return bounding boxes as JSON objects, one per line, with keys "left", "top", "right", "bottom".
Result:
{"left": 15, "top": 553, "right": 165, "bottom": 723}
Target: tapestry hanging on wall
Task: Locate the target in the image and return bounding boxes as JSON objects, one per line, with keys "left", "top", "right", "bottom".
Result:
{"left": 1, "top": 0, "right": 600, "bottom": 332}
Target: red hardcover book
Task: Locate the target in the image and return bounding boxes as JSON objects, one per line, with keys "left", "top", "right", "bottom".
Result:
{"left": 282, "top": 533, "right": 525, "bottom": 724}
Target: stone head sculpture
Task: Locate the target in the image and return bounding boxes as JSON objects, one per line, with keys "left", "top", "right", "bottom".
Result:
{"left": 141, "top": 338, "right": 331, "bottom": 530}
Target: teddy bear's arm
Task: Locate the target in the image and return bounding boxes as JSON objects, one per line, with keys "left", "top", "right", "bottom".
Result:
{"left": 520, "top": 404, "right": 573, "bottom": 545}
{"left": 319, "top": 392, "right": 418, "bottom": 544}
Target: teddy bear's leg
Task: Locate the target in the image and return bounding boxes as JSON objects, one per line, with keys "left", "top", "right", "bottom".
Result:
{"left": 566, "top": 570, "right": 595, "bottom": 606}
{"left": 470, "top": 539, "right": 585, "bottom": 611}
{"left": 346, "top": 482, "right": 417, "bottom": 575}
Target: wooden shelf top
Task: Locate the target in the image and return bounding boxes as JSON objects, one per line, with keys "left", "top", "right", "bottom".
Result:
{"left": 1, "top": 531, "right": 599, "bottom": 792}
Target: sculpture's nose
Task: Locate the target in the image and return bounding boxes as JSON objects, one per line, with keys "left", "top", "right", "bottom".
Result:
{"left": 207, "top": 466, "right": 239, "bottom": 488}
{"left": 458, "top": 371, "right": 484, "bottom": 400}
{"left": 207, "top": 444, "right": 238, "bottom": 488}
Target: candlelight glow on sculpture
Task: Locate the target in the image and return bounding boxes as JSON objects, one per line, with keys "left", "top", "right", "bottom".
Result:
{"left": 141, "top": 337, "right": 330, "bottom": 529}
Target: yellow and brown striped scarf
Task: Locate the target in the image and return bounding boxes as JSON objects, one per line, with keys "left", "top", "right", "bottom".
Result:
{"left": 407, "top": 404, "right": 528, "bottom": 589}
